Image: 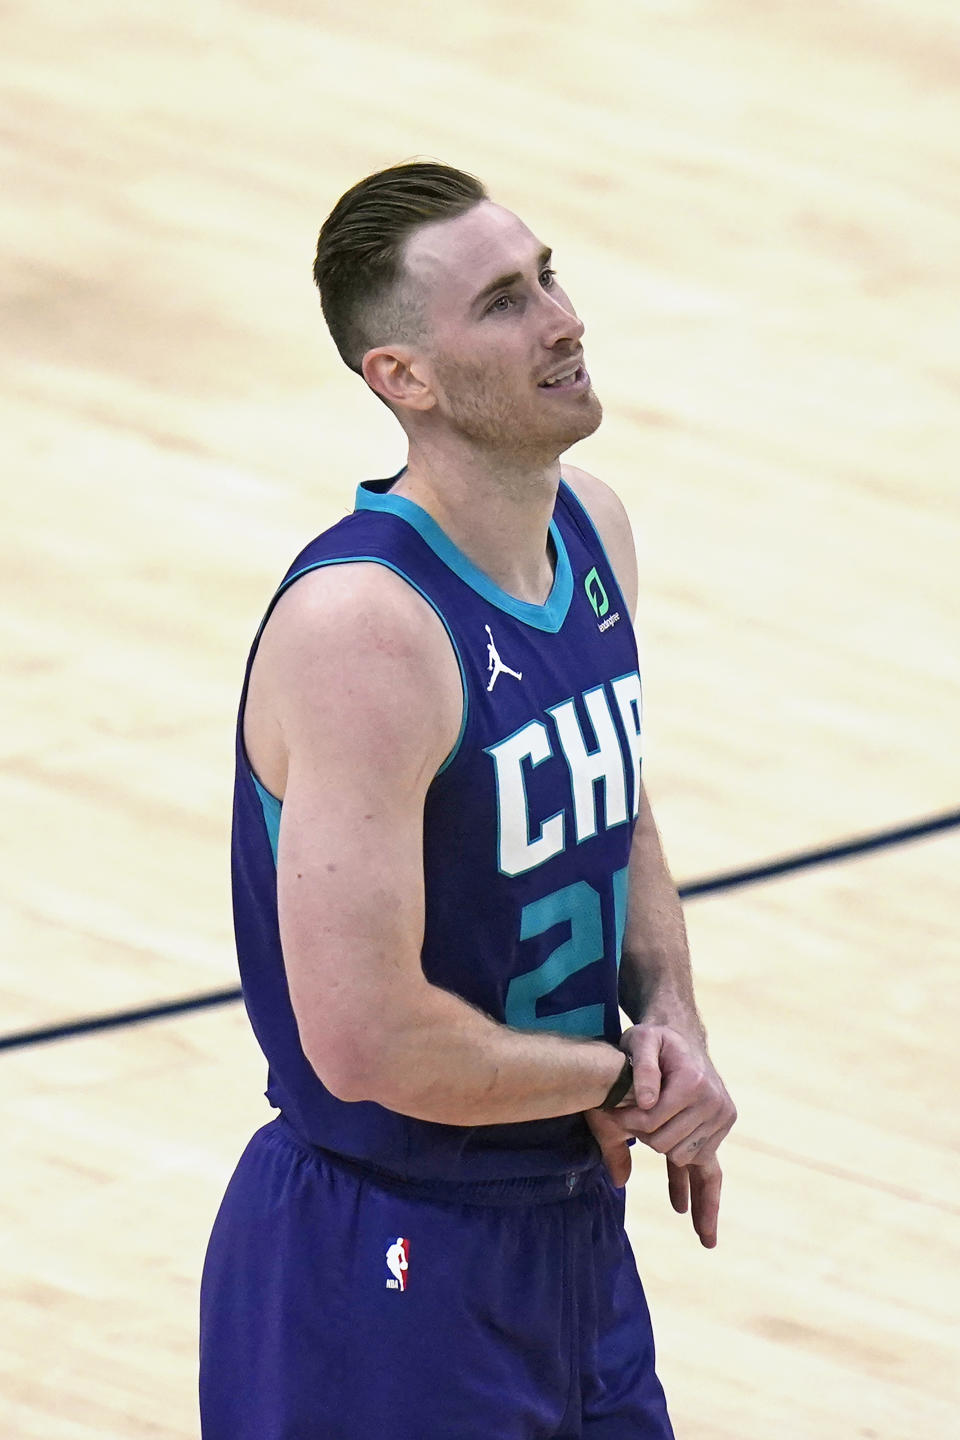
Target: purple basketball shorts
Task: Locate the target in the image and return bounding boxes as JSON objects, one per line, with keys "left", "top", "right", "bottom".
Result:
{"left": 199, "top": 1116, "right": 675, "bottom": 1439}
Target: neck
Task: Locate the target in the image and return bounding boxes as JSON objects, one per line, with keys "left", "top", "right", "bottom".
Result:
{"left": 392, "top": 436, "right": 562, "bottom": 606}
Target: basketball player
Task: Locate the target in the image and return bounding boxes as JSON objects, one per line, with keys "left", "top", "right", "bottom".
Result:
{"left": 199, "top": 162, "right": 736, "bottom": 1438}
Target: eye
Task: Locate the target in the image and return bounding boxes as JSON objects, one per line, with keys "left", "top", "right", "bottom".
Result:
{"left": 540, "top": 267, "right": 557, "bottom": 288}
{"left": 489, "top": 293, "right": 514, "bottom": 313}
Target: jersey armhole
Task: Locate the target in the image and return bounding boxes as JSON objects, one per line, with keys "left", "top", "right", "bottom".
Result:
{"left": 557, "top": 475, "right": 632, "bottom": 614}
{"left": 239, "top": 556, "right": 470, "bottom": 815}
{"left": 556, "top": 475, "right": 619, "bottom": 579}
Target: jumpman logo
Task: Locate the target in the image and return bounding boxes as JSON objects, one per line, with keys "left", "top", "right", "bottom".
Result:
{"left": 385, "top": 1236, "right": 409, "bottom": 1291}
{"left": 485, "top": 625, "right": 523, "bottom": 693}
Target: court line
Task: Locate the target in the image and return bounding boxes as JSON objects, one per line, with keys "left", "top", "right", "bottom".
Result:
{"left": 1, "top": 806, "right": 957, "bottom": 1054}
{"left": 677, "top": 807, "right": 960, "bottom": 897}
{"left": 734, "top": 1135, "right": 960, "bottom": 1218}
{"left": 0, "top": 986, "right": 243, "bottom": 1051}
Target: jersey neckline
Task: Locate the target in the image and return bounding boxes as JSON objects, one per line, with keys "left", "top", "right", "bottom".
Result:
{"left": 354, "top": 475, "right": 573, "bottom": 634}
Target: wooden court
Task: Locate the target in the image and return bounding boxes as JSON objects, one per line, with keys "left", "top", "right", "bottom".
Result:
{"left": 2, "top": 1, "right": 958, "bottom": 1434}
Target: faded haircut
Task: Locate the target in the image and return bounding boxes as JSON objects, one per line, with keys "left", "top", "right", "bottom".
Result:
{"left": 313, "top": 160, "right": 488, "bottom": 374}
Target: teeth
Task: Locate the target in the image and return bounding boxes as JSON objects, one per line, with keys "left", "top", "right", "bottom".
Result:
{"left": 543, "top": 367, "right": 578, "bottom": 387}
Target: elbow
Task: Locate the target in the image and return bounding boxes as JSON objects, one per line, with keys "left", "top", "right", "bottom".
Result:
{"left": 300, "top": 1028, "right": 391, "bottom": 1106}
{"left": 309, "top": 1059, "right": 359, "bottom": 1104}
{"left": 319, "top": 1065, "right": 380, "bottom": 1106}
{"left": 288, "top": 972, "right": 436, "bottom": 1108}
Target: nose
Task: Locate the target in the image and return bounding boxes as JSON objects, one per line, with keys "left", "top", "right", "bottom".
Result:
{"left": 538, "top": 287, "right": 584, "bottom": 350}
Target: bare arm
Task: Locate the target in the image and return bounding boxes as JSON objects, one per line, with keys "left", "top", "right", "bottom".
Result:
{"left": 561, "top": 463, "right": 712, "bottom": 1040}
{"left": 609, "top": 794, "right": 736, "bottom": 1246}
{"left": 562, "top": 464, "right": 736, "bottom": 1245}
{"left": 617, "top": 786, "right": 703, "bottom": 1040}
{"left": 248, "top": 562, "right": 626, "bottom": 1127}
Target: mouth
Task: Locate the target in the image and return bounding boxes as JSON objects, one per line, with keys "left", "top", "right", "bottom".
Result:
{"left": 538, "top": 363, "right": 590, "bottom": 394}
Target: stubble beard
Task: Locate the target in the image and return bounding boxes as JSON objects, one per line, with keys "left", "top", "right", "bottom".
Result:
{"left": 436, "top": 358, "right": 603, "bottom": 463}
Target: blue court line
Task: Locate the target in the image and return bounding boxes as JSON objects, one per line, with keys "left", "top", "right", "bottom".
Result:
{"left": 1, "top": 807, "right": 957, "bottom": 1054}
{"left": 0, "top": 986, "right": 243, "bottom": 1052}
{"left": 677, "top": 807, "right": 960, "bottom": 898}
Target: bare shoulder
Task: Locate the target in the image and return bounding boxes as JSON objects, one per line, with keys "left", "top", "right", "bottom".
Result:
{"left": 245, "top": 561, "right": 463, "bottom": 798}
{"left": 560, "top": 464, "right": 639, "bottom": 618}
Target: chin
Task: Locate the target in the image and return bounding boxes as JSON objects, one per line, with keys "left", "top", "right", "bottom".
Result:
{"left": 557, "top": 392, "right": 603, "bottom": 449}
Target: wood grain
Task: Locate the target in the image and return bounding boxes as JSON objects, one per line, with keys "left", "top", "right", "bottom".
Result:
{"left": 2, "top": 1, "right": 958, "bottom": 1434}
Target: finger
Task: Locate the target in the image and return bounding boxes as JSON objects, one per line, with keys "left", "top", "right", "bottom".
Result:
{"left": 618, "top": 1037, "right": 703, "bottom": 1132}
{"left": 655, "top": 1111, "right": 734, "bottom": 1165}
{"left": 623, "top": 1071, "right": 735, "bottom": 1143}
{"left": 605, "top": 1141, "right": 632, "bottom": 1187}
{"left": 584, "top": 1106, "right": 622, "bottom": 1144}
{"left": 583, "top": 1108, "right": 633, "bottom": 1187}
{"left": 638, "top": 1029, "right": 692, "bottom": 1118}
{"left": 591, "top": 1104, "right": 641, "bottom": 1136}
{"left": 628, "top": 1098, "right": 719, "bottom": 1151}
{"left": 611, "top": 1087, "right": 694, "bottom": 1135}
{"left": 667, "top": 1113, "right": 736, "bottom": 1168}
{"left": 667, "top": 1128, "right": 716, "bottom": 1169}
{"left": 689, "top": 1160, "right": 723, "bottom": 1249}
{"left": 666, "top": 1159, "right": 689, "bottom": 1215}
{"left": 625, "top": 1027, "right": 664, "bottom": 1110}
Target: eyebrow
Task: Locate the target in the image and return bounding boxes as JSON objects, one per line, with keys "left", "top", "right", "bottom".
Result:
{"left": 469, "top": 246, "right": 553, "bottom": 312}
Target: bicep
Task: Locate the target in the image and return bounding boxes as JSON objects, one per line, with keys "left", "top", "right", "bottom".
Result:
{"left": 277, "top": 738, "right": 429, "bottom": 1088}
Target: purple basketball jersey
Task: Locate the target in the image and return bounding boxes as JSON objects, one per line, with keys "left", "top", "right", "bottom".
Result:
{"left": 231, "top": 474, "right": 642, "bottom": 1184}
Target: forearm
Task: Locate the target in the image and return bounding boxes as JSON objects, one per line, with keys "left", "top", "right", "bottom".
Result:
{"left": 618, "top": 785, "right": 706, "bottom": 1043}
{"left": 325, "top": 982, "right": 626, "bottom": 1126}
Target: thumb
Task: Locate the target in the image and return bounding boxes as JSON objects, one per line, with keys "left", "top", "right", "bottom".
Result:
{"left": 626, "top": 1027, "right": 663, "bottom": 1110}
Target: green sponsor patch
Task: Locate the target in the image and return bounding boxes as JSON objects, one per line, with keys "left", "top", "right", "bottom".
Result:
{"left": 584, "top": 566, "right": 609, "bottom": 618}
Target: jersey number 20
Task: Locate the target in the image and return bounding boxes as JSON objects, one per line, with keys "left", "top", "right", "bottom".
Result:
{"left": 504, "top": 868, "right": 629, "bottom": 1038}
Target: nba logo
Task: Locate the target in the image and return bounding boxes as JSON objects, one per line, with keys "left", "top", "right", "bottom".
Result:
{"left": 385, "top": 1236, "right": 410, "bottom": 1291}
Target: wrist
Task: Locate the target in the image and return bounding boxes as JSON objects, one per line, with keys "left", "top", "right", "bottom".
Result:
{"left": 627, "top": 988, "right": 706, "bottom": 1046}
{"left": 600, "top": 1052, "right": 634, "bottom": 1110}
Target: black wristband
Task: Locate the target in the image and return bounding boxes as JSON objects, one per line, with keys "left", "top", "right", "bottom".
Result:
{"left": 600, "top": 1052, "right": 634, "bottom": 1110}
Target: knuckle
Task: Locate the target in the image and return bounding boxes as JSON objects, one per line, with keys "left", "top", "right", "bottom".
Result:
{"left": 670, "top": 1136, "right": 704, "bottom": 1166}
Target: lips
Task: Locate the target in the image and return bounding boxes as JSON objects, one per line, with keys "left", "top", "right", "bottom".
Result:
{"left": 538, "top": 363, "right": 589, "bottom": 392}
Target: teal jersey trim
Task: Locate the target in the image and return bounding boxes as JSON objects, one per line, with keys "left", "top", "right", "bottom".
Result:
{"left": 355, "top": 483, "right": 573, "bottom": 634}
{"left": 252, "top": 773, "right": 282, "bottom": 866}
{"left": 245, "top": 552, "right": 471, "bottom": 866}
{"left": 266, "top": 555, "right": 469, "bottom": 777}
{"left": 556, "top": 475, "right": 622, "bottom": 595}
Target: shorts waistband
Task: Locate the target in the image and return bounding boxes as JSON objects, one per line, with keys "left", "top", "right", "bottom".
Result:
{"left": 274, "top": 1115, "right": 606, "bottom": 1208}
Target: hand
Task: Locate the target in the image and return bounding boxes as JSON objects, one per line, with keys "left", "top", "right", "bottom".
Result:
{"left": 615, "top": 1024, "right": 736, "bottom": 1170}
{"left": 587, "top": 1103, "right": 724, "bottom": 1246}
{"left": 603, "top": 1023, "right": 735, "bottom": 1246}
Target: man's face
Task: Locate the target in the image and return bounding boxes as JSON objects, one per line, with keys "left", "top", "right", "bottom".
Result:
{"left": 401, "top": 202, "right": 602, "bottom": 458}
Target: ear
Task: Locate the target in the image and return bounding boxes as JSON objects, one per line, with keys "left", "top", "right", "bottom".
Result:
{"left": 362, "top": 347, "right": 436, "bottom": 412}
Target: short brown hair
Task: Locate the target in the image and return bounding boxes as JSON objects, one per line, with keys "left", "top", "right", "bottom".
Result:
{"left": 313, "top": 161, "right": 488, "bottom": 374}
